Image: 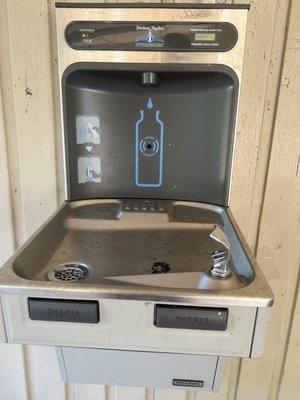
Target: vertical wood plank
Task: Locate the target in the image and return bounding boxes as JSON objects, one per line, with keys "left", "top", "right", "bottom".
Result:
{"left": 114, "top": 386, "right": 146, "bottom": 400}
{"left": 0, "top": 71, "right": 29, "bottom": 400}
{"left": 0, "top": 0, "right": 61, "bottom": 399}
{"left": 227, "top": 1, "right": 290, "bottom": 397}
{"left": 240, "top": 0, "right": 291, "bottom": 248}
{"left": 4, "top": 0, "right": 58, "bottom": 240}
{"left": 154, "top": 388, "right": 186, "bottom": 400}
{"left": 0, "top": 1, "right": 31, "bottom": 397}
{"left": 0, "top": 85, "right": 15, "bottom": 265}
{"left": 67, "top": 382, "right": 106, "bottom": 400}
{"left": 235, "top": 0, "right": 300, "bottom": 397}
{"left": 278, "top": 278, "right": 300, "bottom": 399}
{"left": 25, "top": 346, "right": 66, "bottom": 400}
{"left": 227, "top": 1, "right": 291, "bottom": 399}
{"left": 0, "top": 0, "right": 24, "bottom": 248}
{"left": 0, "top": 74, "right": 14, "bottom": 344}
{"left": 231, "top": 0, "right": 290, "bottom": 243}
{"left": 0, "top": 345, "right": 29, "bottom": 400}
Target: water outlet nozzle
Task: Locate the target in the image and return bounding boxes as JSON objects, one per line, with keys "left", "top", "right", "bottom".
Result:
{"left": 208, "top": 225, "right": 232, "bottom": 279}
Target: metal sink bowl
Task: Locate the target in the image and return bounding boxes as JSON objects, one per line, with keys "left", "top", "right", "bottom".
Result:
{"left": 0, "top": 199, "right": 273, "bottom": 307}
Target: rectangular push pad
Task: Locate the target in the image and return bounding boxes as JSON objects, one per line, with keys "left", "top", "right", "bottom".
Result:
{"left": 154, "top": 305, "right": 228, "bottom": 331}
{"left": 28, "top": 298, "right": 99, "bottom": 323}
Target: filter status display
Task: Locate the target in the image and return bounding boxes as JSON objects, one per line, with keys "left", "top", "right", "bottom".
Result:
{"left": 194, "top": 33, "right": 216, "bottom": 41}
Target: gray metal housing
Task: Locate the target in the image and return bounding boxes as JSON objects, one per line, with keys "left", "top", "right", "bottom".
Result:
{"left": 63, "top": 65, "right": 238, "bottom": 205}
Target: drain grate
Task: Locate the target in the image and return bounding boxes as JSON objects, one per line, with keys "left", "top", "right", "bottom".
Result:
{"left": 151, "top": 262, "right": 171, "bottom": 274}
{"left": 48, "top": 263, "right": 91, "bottom": 282}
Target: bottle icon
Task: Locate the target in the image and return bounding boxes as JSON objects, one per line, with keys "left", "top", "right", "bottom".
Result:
{"left": 78, "top": 157, "right": 101, "bottom": 184}
{"left": 135, "top": 97, "right": 164, "bottom": 187}
{"left": 147, "top": 31, "right": 154, "bottom": 43}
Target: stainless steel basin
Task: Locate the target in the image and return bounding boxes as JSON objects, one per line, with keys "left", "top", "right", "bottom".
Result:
{"left": 0, "top": 199, "right": 273, "bottom": 307}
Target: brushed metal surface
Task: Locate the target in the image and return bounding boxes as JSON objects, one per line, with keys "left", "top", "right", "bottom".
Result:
{"left": 56, "top": 8, "right": 247, "bottom": 79}
{"left": 0, "top": 200, "right": 273, "bottom": 307}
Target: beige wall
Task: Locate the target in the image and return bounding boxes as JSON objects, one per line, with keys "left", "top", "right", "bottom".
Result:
{"left": 0, "top": 0, "right": 299, "bottom": 399}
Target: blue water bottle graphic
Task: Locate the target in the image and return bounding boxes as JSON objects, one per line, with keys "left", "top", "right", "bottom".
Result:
{"left": 135, "top": 97, "right": 164, "bottom": 187}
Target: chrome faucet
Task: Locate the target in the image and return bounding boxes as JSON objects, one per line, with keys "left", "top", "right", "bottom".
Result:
{"left": 208, "top": 225, "right": 232, "bottom": 279}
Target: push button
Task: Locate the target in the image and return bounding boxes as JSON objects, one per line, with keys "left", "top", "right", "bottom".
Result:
{"left": 154, "top": 304, "right": 228, "bottom": 331}
{"left": 28, "top": 298, "right": 99, "bottom": 323}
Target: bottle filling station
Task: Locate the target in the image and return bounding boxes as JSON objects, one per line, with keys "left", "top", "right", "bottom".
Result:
{"left": 0, "top": 3, "right": 273, "bottom": 392}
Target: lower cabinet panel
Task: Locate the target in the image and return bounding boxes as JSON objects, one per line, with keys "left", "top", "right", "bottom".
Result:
{"left": 58, "top": 347, "right": 224, "bottom": 392}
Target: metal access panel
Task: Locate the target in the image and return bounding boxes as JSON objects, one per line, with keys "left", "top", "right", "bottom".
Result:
{"left": 57, "top": 346, "right": 224, "bottom": 391}
{"left": 64, "top": 68, "right": 237, "bottom": 205}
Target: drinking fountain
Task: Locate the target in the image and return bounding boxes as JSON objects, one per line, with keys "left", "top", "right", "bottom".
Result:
{"left": 0, "top": 3, "right": 273, "bottom": 392}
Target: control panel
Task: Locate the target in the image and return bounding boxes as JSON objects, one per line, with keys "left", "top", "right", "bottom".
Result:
{"left": 65, "top": 22, "right": 238, "bottom": 52}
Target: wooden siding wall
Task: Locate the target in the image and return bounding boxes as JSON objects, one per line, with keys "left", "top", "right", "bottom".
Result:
{"left": 0, "top": 0, "right": 299, "bottom": 399}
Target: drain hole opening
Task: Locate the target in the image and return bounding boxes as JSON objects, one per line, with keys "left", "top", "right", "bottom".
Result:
{"left": 151, "top": 262, "right": 171, "bottom": 274}
{"left": 48, "top": 263, "right": 91, "bottom": 282}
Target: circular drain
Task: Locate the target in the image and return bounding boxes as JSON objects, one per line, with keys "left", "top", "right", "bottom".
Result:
{"left": 151, "top": 262, "right": 171, "bottom": 274}
{"left": 48, "top": 263, "right": 91, "bottom": 282}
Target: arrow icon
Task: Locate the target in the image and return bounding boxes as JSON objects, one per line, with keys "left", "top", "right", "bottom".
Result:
{"left": 85, "top": 146, "right": 93, "bottom": 152}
